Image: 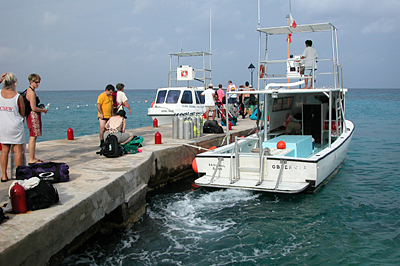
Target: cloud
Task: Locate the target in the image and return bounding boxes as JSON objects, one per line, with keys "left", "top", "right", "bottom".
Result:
{"left": 42, "top": 11, "right": 60, "bottom": 27}
{"left": 362, "top": 18, "right": 394, "bottom": 34}
{"left": 132, "top": 0, "right": 155, "bottom": 14}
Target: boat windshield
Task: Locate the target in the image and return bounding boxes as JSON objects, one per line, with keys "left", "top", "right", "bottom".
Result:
{"left": 165, "top": 90, "right": 181, "bottom": 104}
{"left": 195, "top": 91, "right": 205, "bottom": 104}
{"left": 181, "top": 90, "right": 193, "bottom": 104}
{"left": 156, "top": 90, "right": 167, "bottom": 103}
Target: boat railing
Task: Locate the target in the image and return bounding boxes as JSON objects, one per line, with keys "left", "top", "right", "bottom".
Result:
{"left": 260, "top": 58, "right": 338, "bottom": 89}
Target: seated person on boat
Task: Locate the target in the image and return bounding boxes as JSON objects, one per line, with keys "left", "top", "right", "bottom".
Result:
{"left": 283, "top": 113, "right": 301, "bottom": 135}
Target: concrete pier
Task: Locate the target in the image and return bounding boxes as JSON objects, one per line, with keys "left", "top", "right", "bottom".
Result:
{"left": 0, "top": 117, "right": 257, "bottom": 266}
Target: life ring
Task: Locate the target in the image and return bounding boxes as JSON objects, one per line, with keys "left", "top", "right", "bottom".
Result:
{"left": 259, "top": 64, "right": 265, "bottom": 78}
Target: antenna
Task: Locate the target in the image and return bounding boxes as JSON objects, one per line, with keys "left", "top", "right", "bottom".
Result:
{"left": 257, "top": 0, "right": 260, "bottom": 28}
{"left": 209, "top": 10, "right": 212, "bottom": 53}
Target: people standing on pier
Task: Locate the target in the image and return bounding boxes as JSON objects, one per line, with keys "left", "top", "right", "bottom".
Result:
{"left": 26, "top": 74, "right": 48, "bottom": 164}
{"left": 201, "top": 83, "right": 216, "bottom": 121}
{"left": 242, "top": 81, "right": 251, "bottom": 118}
{"left": 104, "top": 110, "right": 134, "bottom": 145}
{"left": 0, "top": 73, "right": 25, "bottom": 182}
{"left": 301, "top": 40, "right": 318, "bottom": 89}
{"left": 115, "top": 83, "right": 132, "bottom": 115}
{"left": 227, "top": 80, "right": 238, "bottom": 104}
{"left": 215, "top": 84, "right": 224, "bottom": 118}
{"left": 216, "top": 84, "right": 224, "bottom": 105}
{"left": 97, "top": 84, "right": 114, "bottom": 147}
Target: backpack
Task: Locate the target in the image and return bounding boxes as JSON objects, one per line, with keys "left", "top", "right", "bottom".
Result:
{"left": 25, "top": 180, "right": 59, "bottom": 211}
{"left": 122, "top": 142, "right": 138, "bottom": 154}
{"left": 203, "top": 120, "right": 224, "bottom": 134}
{"left": 130, "top": 136, "right": 144, "bottom": 147}
{"left": 122, "top": 136, "right": 144, "bottom": 154}
{"left": 16, "top": 162, "right": 70, "bottom": 183}
{"left": 99, "top": 134, "right": 123, "bottom": 158}
{"left": 20, "top": 89, "right": 32, "bottom": 118}
{"left": 20, "top": 89, "right": 41, "bottom": 117}
{"left": 112, "top": 91, "right": 118, "bottom": 108}
{"left": 0, "top": 208, "right": 8, "bottom": 224}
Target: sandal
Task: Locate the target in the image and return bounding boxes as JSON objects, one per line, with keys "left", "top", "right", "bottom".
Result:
{"left": 28, "top": 159, "right": 44, "bottom": 165}
{"left": 1, "top": 178, "right": 8, "bottom": 182}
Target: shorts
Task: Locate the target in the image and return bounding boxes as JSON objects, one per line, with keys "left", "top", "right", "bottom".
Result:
{"left": 206, "top": 106, "right": 216, "bottom": 111}
{"left": 304, "top": 69, "right": 317, "bottom": 76}
{"left": 98, "top": 117, "right": 110, "bottom": 121}
{"left": 104, "top": 132, "right": 131, "bottom": 144}
{"left": 26, "top": 111, "right": 42, "bottom": 137}
{"left": 243, "top": 97, "right": 250, "bottom": 108}
{"left": 286, "top": 121, "right": 301, "bottom": 135}
{"left": 228, "top": 98, "right": 236, "bottom": 104}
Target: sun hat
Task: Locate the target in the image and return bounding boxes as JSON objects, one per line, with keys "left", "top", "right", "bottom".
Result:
{"left": 116, "top": 110, "right": 127, "bottom": 118}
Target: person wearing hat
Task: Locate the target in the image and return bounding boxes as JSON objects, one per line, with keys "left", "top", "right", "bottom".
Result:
{"left": 201, "top": 83, "right": 216, "bottom": 121}
{"left": 103, "top": 110, "right": 134, "bottom": 144}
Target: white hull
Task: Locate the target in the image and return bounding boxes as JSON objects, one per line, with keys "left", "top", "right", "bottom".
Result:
{"left": 147, "top": 86, "right": 207, "bottom": 126}
{"left": 148, "top": 104, "right": 206, "bottom": 126}
{"left": 195, "top": 120, "right": 354, "bottom": 193}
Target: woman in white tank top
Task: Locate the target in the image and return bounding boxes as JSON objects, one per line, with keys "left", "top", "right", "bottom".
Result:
{"left": 0, "top": 72, "right": 25, "bottom": 182}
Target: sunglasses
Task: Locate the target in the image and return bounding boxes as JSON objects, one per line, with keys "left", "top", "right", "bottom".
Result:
{"left": 34, "top": 81, "right": 40, "bottom": 84}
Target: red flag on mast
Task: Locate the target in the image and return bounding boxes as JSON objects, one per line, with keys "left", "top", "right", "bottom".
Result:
{"left": 287, "top": 33, "right": 292, "bottom": 44}
{"left": 290, "top": 14, "right": 297, "bottom": 28}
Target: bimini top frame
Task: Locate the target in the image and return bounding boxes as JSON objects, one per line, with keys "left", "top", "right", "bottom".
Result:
{"left": 168, "top": 51, "right": 212, "bottom": 88}
{"left": 256, "top": 22, "right": 342, "bottom": 91}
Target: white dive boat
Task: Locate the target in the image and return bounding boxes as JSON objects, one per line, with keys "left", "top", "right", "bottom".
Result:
{"left": 194, "top": 22, "right": 354, "bottom": 193}
{"left": 147, "top": 51, "right": 212, "bottom": 125}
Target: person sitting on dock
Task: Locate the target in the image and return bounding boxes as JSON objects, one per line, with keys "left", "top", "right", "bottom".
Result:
{"left": 104, "top": 110, "right": 134, "bottom": 145}
{"left": 283, "top": 113, "right": 301, "bottom": 135}
{"left": 201, "top": 83, "right": 216, "bottom": 121}
{"left": 301, "top": 40, "right": 318, "bottom": 89}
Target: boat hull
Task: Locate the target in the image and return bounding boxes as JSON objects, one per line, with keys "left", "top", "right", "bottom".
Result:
{"left": 147, "top": 86, "right": 206, "bottom": 125}
{"left": 194, "top": 120, "right": 354, "bottom": 193}
{"left": 148, "top": 104, "right": 206, "bottom": 125}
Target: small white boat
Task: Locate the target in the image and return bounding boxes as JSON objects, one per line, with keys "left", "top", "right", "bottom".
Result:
{"left": 148, "top": 51, "right": 211, "bottom": 125}
{"left": 194, "top": 22, "right": 354, "bottom": 193}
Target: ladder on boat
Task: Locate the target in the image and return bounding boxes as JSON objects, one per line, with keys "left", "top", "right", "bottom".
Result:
{"left": 229, "top": 136, "right": 287, "bottom": 189}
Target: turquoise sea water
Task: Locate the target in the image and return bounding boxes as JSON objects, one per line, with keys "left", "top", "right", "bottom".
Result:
{"left": 55, "top": 89, "right": 400, "bottom": 265}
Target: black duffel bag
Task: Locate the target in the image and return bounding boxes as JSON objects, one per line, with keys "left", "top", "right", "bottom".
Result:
{"left": 25, "top": 180, "right": 59, "bottom": 211}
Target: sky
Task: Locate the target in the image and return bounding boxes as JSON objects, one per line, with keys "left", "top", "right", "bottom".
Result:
{"left": 1, "top": 0, "right": 399, "bottom": 91}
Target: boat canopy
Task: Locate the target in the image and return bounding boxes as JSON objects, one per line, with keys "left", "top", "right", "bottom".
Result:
{"left": 169, "top": 51, "right": 212, "bottom": 57}
{"left": 257, "top": 22, "right": 335, "bottom": 35}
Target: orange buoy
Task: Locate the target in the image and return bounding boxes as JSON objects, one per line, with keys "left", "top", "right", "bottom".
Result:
{"left": 192, "top": 158, "right": 198, "bottom": 173}
{"left": 151, "top": 101, "right": 155, "bottom": 108}
{"left": 277, "top": 141, "right": 286, "bottom": 149}
{"left": 259, "top": 64, "right": 265, "bottom": 78}
{"left": 209, "top": 146, "right": 217, "bottom": 150}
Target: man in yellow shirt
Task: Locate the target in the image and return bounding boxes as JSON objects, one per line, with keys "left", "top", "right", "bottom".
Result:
{"left": 97, "top": 84, "right": 114, "bottom": 146}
